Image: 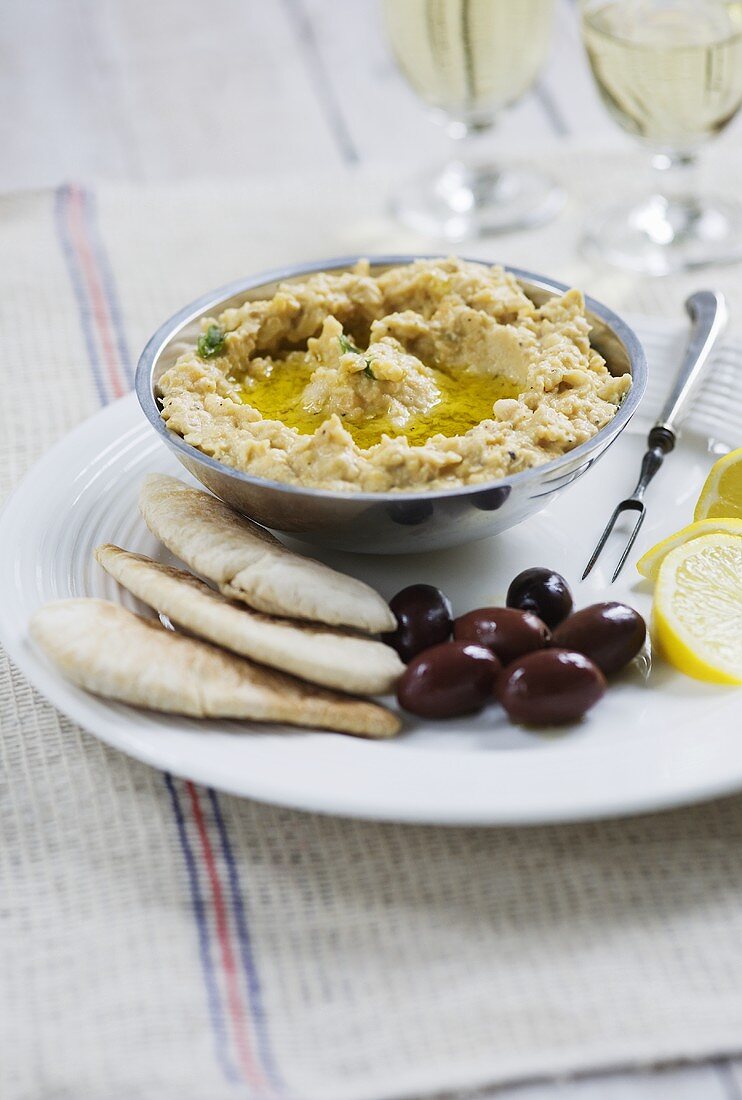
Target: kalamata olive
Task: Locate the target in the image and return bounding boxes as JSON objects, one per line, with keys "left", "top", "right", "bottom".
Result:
{"left": 497, "top": 648, "right": 606, "bottom": 726}
{"left": 382, "top": 584, "right": 452, "bottom": 663}
{"left": 550, "top": 602, "right": 646, "bottom": 676}
{"left": 506, "top": 567, "right": 573, "bottom": 628}
{"left": 397, "top": 642, "right": 500, "bottom": 719}
{"left": 453, "top": 607, "right": 550, "bottom": 665}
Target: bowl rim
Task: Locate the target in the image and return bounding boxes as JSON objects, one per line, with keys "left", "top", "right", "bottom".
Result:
{"left": 135, "top": 254, "right": 647, "bottom": 503}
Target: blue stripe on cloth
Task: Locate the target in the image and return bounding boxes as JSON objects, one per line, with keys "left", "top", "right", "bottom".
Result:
{"left": 80, "top": 187, "right": 134, "bottom": 386}
{"left": 53, "top": 185, "right": 108, "bottom": 406}
{"left": 56, "top": 178, "right": 257, "bottom": 1092}
{"left": 208, "top": 789, "right": 285, "bottom": 1095}
{"left": 165, "top": 774, "right": 241, "bottom": 1086}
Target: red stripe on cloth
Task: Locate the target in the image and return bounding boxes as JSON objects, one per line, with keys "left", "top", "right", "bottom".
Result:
{"left": 186, "top": 781, "right": 267, "bottom": 1094}
{"left": 66, "top": 184, "right": 127, "bottom": 400}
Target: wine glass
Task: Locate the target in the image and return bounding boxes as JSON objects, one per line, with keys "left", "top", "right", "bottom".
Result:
{"left": 382, "top": 0, "right": 563, "bottom": 241}
{"left": 581, "top": 0, "right": 742, "bottom": 275}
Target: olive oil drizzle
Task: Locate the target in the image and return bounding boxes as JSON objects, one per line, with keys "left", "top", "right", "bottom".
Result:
{"left": 234, "top": 351, "right": 519, "bottom": 450}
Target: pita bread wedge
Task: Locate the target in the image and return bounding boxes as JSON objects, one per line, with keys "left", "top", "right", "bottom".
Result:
{"left": 29, "top": 599, "right": 401, "bottom": 739}
{"left": 138, "top": 474, "right": 395, "bottom": 634}
{"left": 95, "top": 544, "right": 404, "bottom": 695}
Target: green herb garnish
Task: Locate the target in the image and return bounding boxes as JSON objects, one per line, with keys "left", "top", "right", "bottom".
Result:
{"left": 197, "top": 324, "right": 226, "bottom": 359}
{"left": 337, "top": 333, "right": 375, "bottom": 377}
{"left": 337, "top": 333, "right": 361, "bottom": 355}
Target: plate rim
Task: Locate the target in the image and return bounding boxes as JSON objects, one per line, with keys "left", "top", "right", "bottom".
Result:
{"left": 2, "top": 377, "right": 741, "bottom": 826}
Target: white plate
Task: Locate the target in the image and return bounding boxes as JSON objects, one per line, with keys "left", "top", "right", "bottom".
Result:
{"left": 1, "top": 335, "right": 740, "bottom": 825}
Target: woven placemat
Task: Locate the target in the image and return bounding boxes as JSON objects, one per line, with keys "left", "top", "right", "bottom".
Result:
{"left": 3, "top": 157, "right": 742, "bottom": 1100}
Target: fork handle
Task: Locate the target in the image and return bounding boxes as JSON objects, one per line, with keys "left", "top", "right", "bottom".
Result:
{"left": 649, "top": 289, "right": 728, "bottom": 454}
{"left": 634, "top": 444, "right": 666, "bottom": 497}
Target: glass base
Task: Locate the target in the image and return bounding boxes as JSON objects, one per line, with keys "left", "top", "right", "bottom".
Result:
{"left": 391, "top": 160, "right": 565, "bottom": 241}
{"left": 583, "top": 193, "right": 742, "bottom": 276}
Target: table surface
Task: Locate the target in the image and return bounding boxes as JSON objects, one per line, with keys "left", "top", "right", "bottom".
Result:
{"left": 6, "top": 0, "right": 742, "bottom": 1096}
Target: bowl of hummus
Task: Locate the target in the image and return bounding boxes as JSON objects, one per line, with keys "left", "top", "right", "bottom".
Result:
{"left": 137, "top": 256, "right": 646, "bottom": 554}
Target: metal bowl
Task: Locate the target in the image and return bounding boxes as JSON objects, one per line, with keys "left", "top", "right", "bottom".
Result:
{"left": 136, "top": 255, "right": 647, "bottom": 554}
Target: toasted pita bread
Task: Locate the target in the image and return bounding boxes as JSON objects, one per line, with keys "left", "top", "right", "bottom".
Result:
{"left": 94, "top": 544, "right": 404, "bottom": 695}
{"left": 30, "top": 599, "right": 400, "bottom": 739}
{"left": 138, "top": 474, "right": 395, "bottom": 634}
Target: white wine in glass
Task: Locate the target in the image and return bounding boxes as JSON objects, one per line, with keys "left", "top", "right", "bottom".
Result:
{"left": 383, "top": 0, "right": 563, "bottom": 240}
{"left": 581, "top": 0, "right": 742, "bottom": 274}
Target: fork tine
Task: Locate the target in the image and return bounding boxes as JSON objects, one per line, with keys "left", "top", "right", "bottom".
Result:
{"left": 611, "top": 506, "right": 646, "bottom": 582}
{"left": 582, "top": 503, "right": 625, "bottom": 580}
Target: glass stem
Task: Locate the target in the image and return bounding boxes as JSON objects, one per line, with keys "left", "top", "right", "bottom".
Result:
{"left": 446, "top": 116, "right": 496, "bottom": 165}
{"left": 440, "top": 119, "right": 502, "bottom": 211}
{"left": 651, "top": 151, "right": 700, "bottom": 211}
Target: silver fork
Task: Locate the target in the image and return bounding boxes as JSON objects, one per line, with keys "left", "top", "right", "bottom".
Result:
{"left": 582, "top": 289, "right": 728, "bottom": 582}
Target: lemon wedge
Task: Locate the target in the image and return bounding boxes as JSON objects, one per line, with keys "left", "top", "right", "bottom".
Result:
{"left": 637, "top": 518, "right": 742, "bottom": 581}
{"left": 694, "top": 447, "right": 742, "bottom": 521}
{"left": 653, "top": 533, "right": 742, "bottom": 684}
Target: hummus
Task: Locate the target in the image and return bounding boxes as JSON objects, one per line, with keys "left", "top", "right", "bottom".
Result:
{"left": 157, "top": 258, "right": 631, "bottom": 493}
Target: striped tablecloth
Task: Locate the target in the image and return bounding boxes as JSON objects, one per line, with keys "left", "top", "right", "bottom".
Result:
{"left": 5, "top": 157, "right": 742, "bottom": 1100}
